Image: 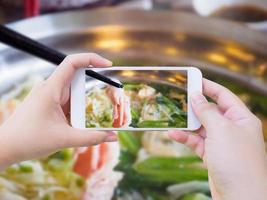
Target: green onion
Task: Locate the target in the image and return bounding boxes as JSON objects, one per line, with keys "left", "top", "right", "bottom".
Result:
{"left": 123, "top": 83, "right": 144, "bottom": 91}
{"left": 49, "top": 149, "right": 73, "bottom": 161}
{"left": 135, "top": 168, "right": 208, "bottom": 184}
{"left": 134, "top": 157, "right": 208, "bottom": 184}
{"left": 41, "top": 194, "right": 50, "bottom": 200}
{"left": 134, "top": 156, "right": 202, "bottom": 170}
{"left": 118, "top": 131, "right": 141, "bottom": 155}
{"left": 156, "top": 96, "right": 185, "bottom": 115}
{"left": 19, "top": 164, "right": 33, "bottom": 173}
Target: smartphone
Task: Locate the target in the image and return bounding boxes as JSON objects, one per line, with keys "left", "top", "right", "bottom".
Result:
{"left": 71, "top": 67, "right": 202, "bottom": 131}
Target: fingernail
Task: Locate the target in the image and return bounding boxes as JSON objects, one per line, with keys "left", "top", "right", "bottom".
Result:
{"left": 191, "top": 92, "right": 206, "bottom": 105}
{"left": 104, "top": 58, "right": 113, "bottom": 66}
{"left": 105, "top": 132, "right": 117, "bottom": 142}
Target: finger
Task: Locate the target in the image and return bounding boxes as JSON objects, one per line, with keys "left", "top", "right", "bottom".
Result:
{"left": 65, "top": 128, "right": 117, "bottom": 147}
{"left": 191, "top": 92, "right": 226, "bottom": 131}
{"left": 168, "top": 130, "right": 204, "bottom": 158}
{"left": 119, "top": 97, "right": 124, "bottom": 126}
{"left": 203, "top": 78, "right": 250, "bottom": 113}
{"left": 47, "top": 53, "right": 112, "bottom": 91}
{"left": 113, "top": 104, "right": 118, "bottom": 120}
{"left": 123, "top": 96, "right": 131, "bottom": 126}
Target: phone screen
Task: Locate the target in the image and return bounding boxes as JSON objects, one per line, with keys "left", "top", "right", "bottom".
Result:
{"left": 84, "top": 69, "right": 188, "bottom": 129}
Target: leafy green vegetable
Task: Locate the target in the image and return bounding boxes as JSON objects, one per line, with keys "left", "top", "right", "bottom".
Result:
{"left": 154, "top": 95, "right": 187, "bottom": 127}
{"left": 156, "top": 96, "right": 185, "bottom": 116}
{"left": 130, "top": 107, "right": 141, "bottom": 127}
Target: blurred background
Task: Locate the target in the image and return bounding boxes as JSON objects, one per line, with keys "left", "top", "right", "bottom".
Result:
{"left": 0, "top": 1, "right": 267, "bottom": 200}
{"left": 1, "top": 0, "right": 267, "bottom": 25}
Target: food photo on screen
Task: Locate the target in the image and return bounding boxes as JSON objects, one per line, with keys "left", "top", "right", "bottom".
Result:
{"left": 84, "top": 69, "right": 188, "bottom": 129}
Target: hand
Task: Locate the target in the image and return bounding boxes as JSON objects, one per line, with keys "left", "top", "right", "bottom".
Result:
{"left": 0, "top": 53, "right": 117, "bottom": 170}
{"left": 169, "top": 78, "right": 267, "bottom": 200}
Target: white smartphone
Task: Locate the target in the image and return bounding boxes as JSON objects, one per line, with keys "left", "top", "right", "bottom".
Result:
{"left": 71, "top": 67, "right": 202, "bottom": 131}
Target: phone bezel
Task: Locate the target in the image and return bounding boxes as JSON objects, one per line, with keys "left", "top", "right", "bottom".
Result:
{"left": 71, "top": 67, "right": 202, "bottom": 131}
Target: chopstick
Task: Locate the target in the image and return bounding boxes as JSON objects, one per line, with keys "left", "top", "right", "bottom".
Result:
{"left": 0, "top": 24, "right": 123, "bottom": 88}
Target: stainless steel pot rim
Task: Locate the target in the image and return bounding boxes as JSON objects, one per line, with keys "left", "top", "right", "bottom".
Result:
{"left": 0, "top": 9, "right": 266, "bottom": 95}
{"left": 1, "top": 9, "right": 267, "bottom": 52}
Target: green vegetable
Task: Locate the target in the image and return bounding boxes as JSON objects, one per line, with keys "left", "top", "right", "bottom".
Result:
{"left": 5, "top": 166, "right": 18, "bottom": 174}
{"left": 76, "top": 176, "right": 85, "bottom": 187}
{"left": 44, "top": 149, "right": 75, "bottom": 172}
{"left": 19, "top": 163, "right": 33, "bottom": 173}
{"left": 180, "top": 193, "right": 211, "bottom": 200}
{"left": 114, "top": 151, "right": 156, "bottom": 189}
{"left": 68, "top": 172, "right": 85, "bottom": 188}
{"left": 134, "top": 157, "right": 208, "bottom": 184}
{"left": 135, "top": 168, "right": 208, "bottom": 184}
{"left": 134, "top": 156, "right": 202, "bottom": 170}
{"left": 130, "top": 107, "right": 141, "bottom": 127}
{"left": 215, "top": 78, "right": 267, "bottom": 116}
{"left": 49, "top": 149, "right": 73, "bottom": 161}
{"left": 167, "top": 181, "right": 210, "bottom": 199}
{"left": 137, "top": 119, "right": 186, "bottom": 128}
{"left": 124, "top": 83, "right": 144, "bottom": 91}
{"left": 42, "top": 194, "right": 50, "bottom": 200}
{"left": 118, "top": 132, "right": 141, "bottom": 155}
{"left": 137, "top": 120, "right": 169, "bottom": 128}
{"left": 156, "top": 96, "right": 185, "bottom": 115}
{"left": 155, "top": 95, "right": 187, "bottom": 128}
{"left": 142, "top": 189, "right": 171, "bottom": 200}
{"left": 15, "top": 87, "right": 31, "bottom": 100}
{"left": 249, "top": 95, "right": 267, "bottom": 116}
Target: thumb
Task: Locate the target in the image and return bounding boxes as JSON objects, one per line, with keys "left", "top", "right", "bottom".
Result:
{"left": 65, "top": 128, "right": 117, "bottom": 147}
{"left": 191, "top": 92, "right": 225, "bottom": 131}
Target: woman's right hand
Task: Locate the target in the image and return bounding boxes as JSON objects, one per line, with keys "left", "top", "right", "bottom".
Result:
{"left": 169, "top": 79, "right": 267, "bottom": 200}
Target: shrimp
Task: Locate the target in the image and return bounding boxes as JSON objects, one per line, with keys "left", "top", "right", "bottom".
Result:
{"left": 74, "top": 143, "right": 122, "bottom": 200}
{"left": 73, "top": 144, "right": 109, "bottom": 178}
{"left": 106, "top": 86, "right": 131, "bottom": 128}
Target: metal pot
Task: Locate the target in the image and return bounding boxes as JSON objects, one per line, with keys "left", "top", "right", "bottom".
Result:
{"left": 0, "top": 9, "right": 266, "bottom": 135}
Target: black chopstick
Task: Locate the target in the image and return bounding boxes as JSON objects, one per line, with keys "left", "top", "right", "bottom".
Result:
{"left": 0, "top": 24, "right": 123, "bottom": 88}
